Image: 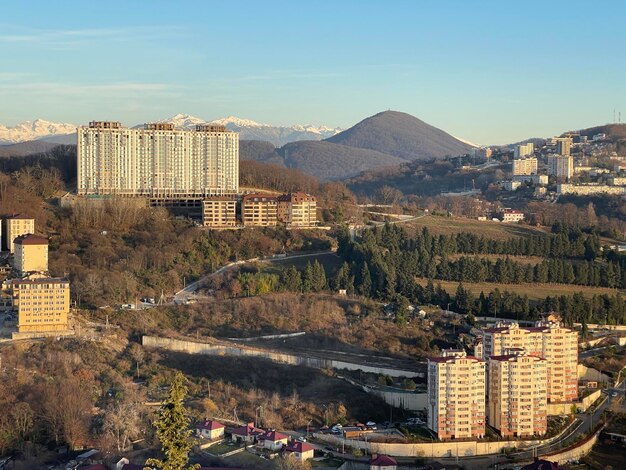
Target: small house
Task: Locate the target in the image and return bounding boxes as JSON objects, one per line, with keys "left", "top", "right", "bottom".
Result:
{"left": 260, "top": 429, "right": 289, "bottom": 451}
{"left": 196, "top": 419, "right": 225, "bottom": 440}
{"left": 231, "top": 422, "right": 263, "bottom": 444}
{"left": 370, "top": 454, "right": 397, "bottom": 470}
{"left": 284, "top": 440, "right": 314, "bottom": 461}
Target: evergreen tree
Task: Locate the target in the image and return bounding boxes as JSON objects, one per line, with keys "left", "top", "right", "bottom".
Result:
{"left": 146, "top": 372, "right": 199, "bottom": 470}
{"left": 358, "top": 262, "right": 372, "bottom": 297}
{"left": 302, "top": 262, "right": 314, "bottom": 293}
{"left": 311, "top": 260, "right": 327, "bottom": 292}
{"left": 282, "top": 266, "right": 302, "bottom": 292}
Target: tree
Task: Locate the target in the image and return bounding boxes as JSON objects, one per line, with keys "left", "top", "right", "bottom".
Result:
{"left": 103, "top": 401, "right": 142, "bottom": 452}
{"left": 274, "top": 455, "right": 312, "bottom": 470}
{"left": 145, "top": 372, "right": 199, "bottom": 470}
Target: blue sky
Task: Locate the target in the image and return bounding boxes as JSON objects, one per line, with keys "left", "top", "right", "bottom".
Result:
{"left": 0, "top": 0, "right": 624, "bottom": 144}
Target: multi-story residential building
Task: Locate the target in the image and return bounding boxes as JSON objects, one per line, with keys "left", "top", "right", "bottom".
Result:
{"left": 514, "top": 143, "right": 534, "bottom": 159}
{"left": 608, "top": 176, "right": 626, "bottom": 186}
{"left": 4, "top": 214, "right": 35, "bottom": 253}
{"left": 547, "top": 155, "right": 573, "bottom": 180}
{"left": 483, "top": 320, "right": 578, "bottom": 403}
{"left": 557, "top": 183, "right": 626, "bottom": 196}
{"left": 13, "top": 234, "right": 48, "bottom": 275}
{"left": 427, "top": 349, "right": 486, "bottom": 440}
{"left": 502, "top": 181, "right": 522, "bottom": 191}
{"left": 500, "top": 209, "right": 525, "bottom": 223}
{"left": 277, "top": 192, "right": 317, "bottom": 227}
{"left": 201, "top": 197, "right": 237, "bottom": 228}
{"left": 556, "top": 138, "right": 572, "bottom": 156}
{"left": 4, "top": 275, "right": 70, "bottom": 334}
{"left": 77, "top": 121, "right": 239, "bottom": 198}
{"left": 513, "top": 174, "right": 549, "bottom": 185}
{"left": 242, "top": 193, "right": 277, "bottom": 227}
{"left": 488, "top": 349, "right": 547, "bottom": 437}
{"left": 512, "top": 157, "right": 538, "bottom": 176}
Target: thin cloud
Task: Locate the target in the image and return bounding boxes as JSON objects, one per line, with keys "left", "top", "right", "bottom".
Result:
{"left": 0, "top": 81, "right": 183, "bottom": 97}
{"left": 0, "top": 26, "right": 182, "bottom": 46}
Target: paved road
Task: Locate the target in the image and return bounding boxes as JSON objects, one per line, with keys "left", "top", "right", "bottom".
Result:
{"left": 172, "top": 249, "right": 337, "bottom": 304}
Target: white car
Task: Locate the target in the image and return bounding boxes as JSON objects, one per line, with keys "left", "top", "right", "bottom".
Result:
{"left": 366, "top": 421, "right": 376, "bottom": 427}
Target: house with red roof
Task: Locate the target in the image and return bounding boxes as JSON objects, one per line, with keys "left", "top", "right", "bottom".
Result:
{"left": 284, "top": 440, "right": 315, "bottom": 461}
{"left": 370, "top": 454, "right": 397, "bottom": 470}
{"left": 196, "top": 419, "right": 225, "bottom": 440}
{"left": 230, "top": 422, "right": 264, "bottom": 444}
{"left": 260, "top": 429, "right": 289, "bottom": 451}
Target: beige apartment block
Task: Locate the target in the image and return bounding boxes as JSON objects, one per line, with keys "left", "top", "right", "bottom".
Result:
{"left": 5, "top": 276, "right": 70, "bottom": 333}
{"left": 547, "top": 155, "right": 573, "bottom": 180}
{"left": 242, "top": 193, "right": 277, "bottom": 227}
{"left": 488, "top": 349, "right": 547, "bottom": 437}
{"left": 427, "top": 349, "right": 486, "bottom": 440}
{"left": 512, "top": 157, "right": 538, "bottom": 176}
{"left": 77, "top": 121, "right": 239, "bottom": 198}
{"left": 5, "top": 214, "right": 35, "bottom": 254}
{"left": 201, "top": 197, "right": 237, "bottom": 228}
{"left": 483, "top": 320, "right": 578, "bottom": 403}
{"left": 13, "top": 234, "right": 48, "bottom": 275}
{"left": 514, "top": 143, "right": 534, "bottom": 159}
{"left": 277, "top": 192, "right": 317, "bottom": 227}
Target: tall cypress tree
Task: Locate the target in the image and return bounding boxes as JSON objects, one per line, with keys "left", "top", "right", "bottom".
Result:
{"left": 146, "top": 372, "right": 199, "bottom": 470}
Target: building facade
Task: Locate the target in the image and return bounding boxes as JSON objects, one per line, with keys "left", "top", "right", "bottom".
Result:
{"left": 427, "top": 349, "right": 486, "bottom": 440}
{"left": 500, "top": 209, "right": 525, "bottom": 223}
{"left": 488, "top": 349, "right": 547, "bottom": 437}
{"left": 6, "top": 276, "right": 70, "bottom": 333}
{"left": 277, "top": 192, "right": 317, "bottom": 227}
{"left": 547, "top": 155, "right": 573, "bottom": 180}
{"left": 5, "top": 214, "right": 35, "bottom": 254}
{"left": 512, "top": 157, "right": 538, "bottom": 176}
{"left": 483, "top": 320, "right": 578, "bottom": 403}
{"left": 13, "top": 234, "right": 48, "bottom": 275}
{"left": 557, "top": 183, "right": 626, "bottom": 196}
{"left": 242, "top": 194, "right": 278, "bottom": 227}
{"left": 514, "top": 143, "right": 534, "bottom": 159}
{"left": 556, "top": 138, "right": 572, "bottom": 156}
{"left": 201, "top": 197, "right": 237, "bottom": 228}
{"left": 77, "top": 121, "right": 239, "bottom": 198}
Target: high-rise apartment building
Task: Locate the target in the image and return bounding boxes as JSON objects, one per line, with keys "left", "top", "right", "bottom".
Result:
{"left": 201, "top": 197, "right": 237, "bottom": 228}
{"left": 427, "top": 349, "right": 486, "bottom": 440}
{"left": 277, "top": 192, "right": 317, "bottom": 227}
{"left": 242, "top": 193, "right": 278, "bottom": 227}
{"left": 556, "top": 138, "right": 572, "bottom": 156}
{"left": 483, "top": 320, "right": 578, "bottom": 403}
{"left": 547, "top": 155, "right": 573, "bottom": 180}
{"left": 13, "top": 234, "right": 48, "bottom": 275}
{"left": 512, "top": 157, "right": 538, "bottom": 176}
{"left": 77, "top": 121, "right": 239, "bottom": 198}
{"left": 514, "top": 143, "right": 534, "bottom": 159}
{"left": 4, "top": 214, "right": 35, "bottom": 253}
{"left": 4, "top": 275, "right": 70, "bottom": 334}
{"left": 488, "top": 349, "right": 547, "bottom": 437}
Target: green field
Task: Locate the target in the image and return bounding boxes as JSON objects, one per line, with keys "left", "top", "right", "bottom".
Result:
{"left": 415, "top": 277, "right": 624, "bottom": 300}
{"left": 404, "top": 215, "right": 549, "bottom": 240}
{"left": 263, "top": 252, "right": 343, "bottom": 276}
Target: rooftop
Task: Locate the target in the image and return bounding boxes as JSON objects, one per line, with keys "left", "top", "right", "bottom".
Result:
{"left": 14, "top": 234, "right": 48, "bottom": 245}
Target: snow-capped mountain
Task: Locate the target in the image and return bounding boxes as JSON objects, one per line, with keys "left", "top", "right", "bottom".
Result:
{"left": 0, "top": 114, "right": 343, "bottom": 147}
{"left": 0, "top": 119, "right": 76, "bottom": 145}
{"left": 159, "top": 113, "right": 342, "bottom": 146}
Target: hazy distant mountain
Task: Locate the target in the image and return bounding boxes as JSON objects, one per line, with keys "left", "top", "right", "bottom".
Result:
{"left": 325, "top": 111, "right": 473, "bottom": 160}
{"left": 0, "top": 140, "right": 61, "bottom": 157}
{"left": 0, "top": 119, "right": 76, "bottom": 145}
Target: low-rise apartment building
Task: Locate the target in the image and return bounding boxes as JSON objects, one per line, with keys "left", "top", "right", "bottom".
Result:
{"left": 242, "top": 193, "right": 278, "bottom": 227}
{"left": 4, "top": 275, "right": 70, "bottom": 334}
{"left": 488, "top": 349, "right": 547, "bottom": 437}
{"left": 13, "top": 234, "right": 48, "bottom": 275}
{"left": 277, "top": 192, "right": 317, "bottom": 227}
{"left": 201, "top": 197, "right": 237, "bottom": 228}
{"left": 427, "top": 349, "right": 486, "bottom": 440}
{"left": 557, "top": 183, "right": 626, "bottom": 196}
{"left": 4, "top": 214, "right": 35, "bottom": 253}
{"left": 500, "top": 209, "right": 525, "bottom": 223}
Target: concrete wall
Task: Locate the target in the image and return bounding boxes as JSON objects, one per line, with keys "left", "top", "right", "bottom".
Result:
{"left": 547, "top": 389, "right": 601, "bottom": 415}
{"left": 365, "top": 387, "right": 428, "bottom": 412}
{"left": 539, "top": 426, "right": 603, "bottom": 464}
{"left": 143, "top": 335, "right": 423, "bottom": 378}
{"left": 578, "top": 364, "right": 611, "bottom": 383}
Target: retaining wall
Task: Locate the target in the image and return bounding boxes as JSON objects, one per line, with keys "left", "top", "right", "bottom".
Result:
{"left": 143, "top": 335, "right": 423, "bottom": 378}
